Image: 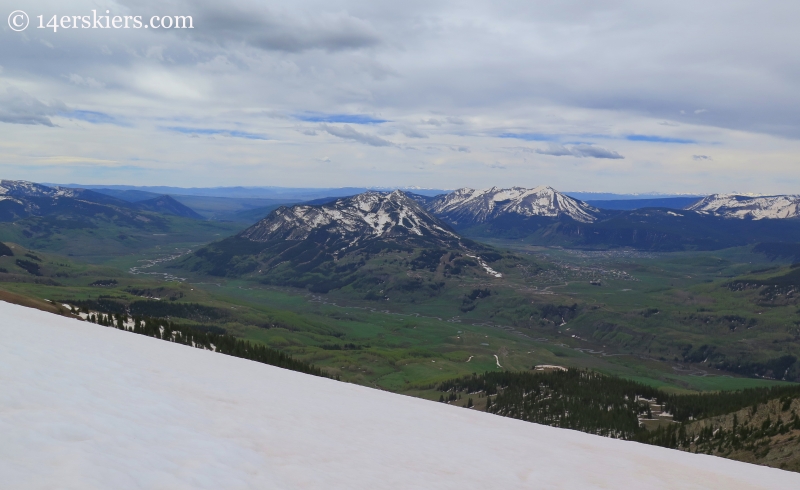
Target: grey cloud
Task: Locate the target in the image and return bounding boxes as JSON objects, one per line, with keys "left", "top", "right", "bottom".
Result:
{"left": 693, "top": 155, "right": 712, "bottom": 160}
{"left": 321, "top": 124, "right": 393, "bottom": 147}
{"left": 536, "top": 143, "right": 623, "bottom": 159}
{"left": 190, "top": 5, "right": 381, "bottom": 53}
{"left": 0, "top": 88, "right": 67, "bottom": 127}
{"left": 571, "top": 145, "right": 624, "bottom": 159}
{"left": 535, "top": 144, "right": 574, "bottom": 157}
{"left": 402, "top": 128, "right": 428, "bottom": 139}
{"left": 421, "top": 117, "right": 463, "bottom": 126}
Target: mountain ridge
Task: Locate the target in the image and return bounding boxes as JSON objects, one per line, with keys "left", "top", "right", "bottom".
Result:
{"left": 240, "top": 190, "right": 463, "bottom": 252}
{"left": 176, "top": 190, "right": 487, "bottom": 292}
{"left": 426, "top": 186, "right": 599, "bottom": 226}
{"left": 688, "top": 194, "right": 800, "bottom": 220}
{"left": 0, "top": 180, "right": 202, "bottom": 221}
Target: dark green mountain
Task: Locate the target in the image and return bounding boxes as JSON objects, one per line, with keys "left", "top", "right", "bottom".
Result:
{"left": 132, "top": 195, "right": 203, "bottom": 219}
{"left": 177, "top": 190, "right": 492, "bottom": 292}
{"left": 459, "top": 208, "right": 800, "bottom": 251}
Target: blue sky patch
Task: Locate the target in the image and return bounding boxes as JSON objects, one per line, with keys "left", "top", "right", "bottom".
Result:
{"left": 497, "top": 132, "right": 557, "bottom": 141}
{"left": 296, "top": 113, "right": 388, "bottom": 124}
{"left": 626, "top": 134, "right": 696, "bottom": 144}
{"left": 67, "top": 110, "right": 126, "bottom": 126}
{"left": 163, "top": 127, "right": 268, "bottom": 140}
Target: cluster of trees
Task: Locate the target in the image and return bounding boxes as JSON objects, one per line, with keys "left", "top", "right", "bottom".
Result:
{"left": 128, "top": 300, "right": 226, "bottom": 321}
{"left": 76, "top": 307, "right": 328, "bottom": 378}
{"left": 410, "top": 249, "right": 447, "bottom": 272}
{"left": 15, "top": 259, "right": 41, "bottom": 275}
{"left": 69, "top": 297, "right": 127, "bottom": 315}
{"left": 753, "top": 242, "right": 800, "bottom": 262}
{"left": 437, "top": 369, "right": 800, "bottom": 445}
{"left": 636, "top": 402, "right": 800, "bottom": 458}
{"left": 439, "top": 370, "right": 664, "bottom": 439}
{"left": 0, "top": 242, "right": 13, "bottom": 257}
{"left": 659, "top": 384, "right": 800, "bottom": 422}
{"left": 89, "top": 279, "right": 118, "bottom": 287}
{"left": 320, "top": 343, "right": 363, "bottom": 351}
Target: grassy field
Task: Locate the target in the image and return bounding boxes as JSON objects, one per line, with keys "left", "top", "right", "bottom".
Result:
{"left": 3, "top": 236, "right": 798, "bottom": 395}
{"left": 4, "top": 233, "right": 800, "bottom": 474}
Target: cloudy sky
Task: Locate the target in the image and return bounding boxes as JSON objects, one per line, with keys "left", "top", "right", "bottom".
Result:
{"left": 1, "top": 0, "right": 799, "bottom": 193}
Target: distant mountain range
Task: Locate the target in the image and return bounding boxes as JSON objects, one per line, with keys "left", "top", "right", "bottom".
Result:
{"left": 9, "top": 180, "right": 800, "bottom": 256}
{"left": 0, "top": 180, "right": 202, "bottom": 221}
{"left": 49, "top": 184, "right": 451, "bottom": 200}
{"left": 422, "top": 187, "right": 800, "bottom": 223}
{"left": 413, "top": 187, "right": 800, "bottom": 250}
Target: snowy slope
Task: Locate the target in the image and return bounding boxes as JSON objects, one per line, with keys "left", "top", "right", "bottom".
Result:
{"left": 1, "top": 301, "right": 798, "bottom": 490}
{"left": 687, "top": 194, "right": 800, "bottom": 220}
{"left": 241, "top": 190, "right": 459, "bottom": 245}
{"left": 0, "top": 179, "right": 83, "bottom": 198}
{"left": 427, "top": 186, "right": 599, "bottom": 225}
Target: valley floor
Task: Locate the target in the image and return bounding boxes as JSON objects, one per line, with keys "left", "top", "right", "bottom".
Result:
{"left": 2, "top": 301, "right": 798, "bottom": 489}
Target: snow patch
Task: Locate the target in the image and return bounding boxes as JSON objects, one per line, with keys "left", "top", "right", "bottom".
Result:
{"left": 1, "top": 300, "right": 797, "bottom": 489}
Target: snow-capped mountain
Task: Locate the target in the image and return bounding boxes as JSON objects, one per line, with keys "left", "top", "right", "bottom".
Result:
{"left": 0, "top": 180, "right": 78, "bottom": 209}
{"left": 687, "top": 194, "right": 800, "bottom": 220}
{"left": 0, "top": 180, "right": 202, "bottom": 220}
{"left": 0, "top": 179, "right": 88, "bottom": 197}
{"left": 426, "top": 186, "right": 599, "bottom": 226}
{"left": 241, "top": 190, "right": 461, "bottom": 248}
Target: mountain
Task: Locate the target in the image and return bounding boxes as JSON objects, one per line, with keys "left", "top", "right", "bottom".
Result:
{"left": 0, "top": 180, "right": 203, "bottom": 221}
{"left": 587, "top": 196, "right": 702, "bottom": 211}
{"left": 416, "top": 186, "right": 800, "bottom": 251}
{"left": 457, "top": 206, "right": 800, "bottom": 251}
{"left": 132, "top": 195, "right": 204, "bottom": 219}
{"left": 0, "top": 180, "right": 242, "bottom": 259}
{"left": 0, "top": 180, "right": 145, "bottom": 222}
{"left": 88, "top": 188, "right": 164, "bottom": 202}
{"left": 51, "top": 184, "right": 452, "bottom": 200}
{"left": 687, "top": 194, "right": 800, "bottom": 219}
{"left": 426, "top": 186, "right": 599, "bottom": 226}
{"left": 564, "top": 191, "right": 703, "bottom": 201}
{"left": 178, "top": 190, "right": 495, "bottom": 292}
{"left": 240, "top": 190, "right": 461, "bottom": 248}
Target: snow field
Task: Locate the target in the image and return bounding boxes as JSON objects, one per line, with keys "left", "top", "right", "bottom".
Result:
{"left": 1, "top": 300, "right": 799, "bottom": 489}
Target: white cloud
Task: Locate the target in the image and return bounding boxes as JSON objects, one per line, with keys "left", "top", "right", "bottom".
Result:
{"left": 0, "top": 0, "right": 799, "bottom": 191}
{"left": 66, "top": 74, "right": 105, "bottom": 89}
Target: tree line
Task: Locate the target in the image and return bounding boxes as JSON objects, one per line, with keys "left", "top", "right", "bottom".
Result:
{"left": 437, "top": 369, "right": 800, "bottom": 443}
{"left": 77, "top": 308, "right": 329, "bottom": 378}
